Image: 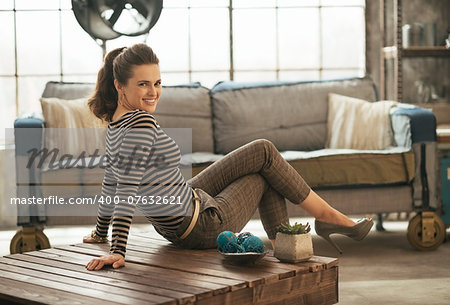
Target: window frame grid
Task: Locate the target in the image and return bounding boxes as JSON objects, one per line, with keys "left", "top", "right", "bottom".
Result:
{"left": 1, "top": 0, "right": 366, "bottom": 121}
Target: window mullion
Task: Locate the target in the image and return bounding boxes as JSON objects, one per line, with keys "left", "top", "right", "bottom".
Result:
{"left": 229, "top": 0, "right": 234, "bottom": 80}
{"left": 13, "top": 0, "right": 18, "bottom": 118}
{"left": 319, "top": 3, "right": 323, "bottom": 80}
{"left": 188, "top": 5, "right": 192, "bottom": 83}
{"left": 275, "top": 1, "right": 279, "bottom": 80}
{"left": 59, "top": 4, "right": 63, "bottom": 81}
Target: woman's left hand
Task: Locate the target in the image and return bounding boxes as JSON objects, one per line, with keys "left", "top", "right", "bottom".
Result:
{"left": 85, "top": 254, "right": 125, "bottom": 271}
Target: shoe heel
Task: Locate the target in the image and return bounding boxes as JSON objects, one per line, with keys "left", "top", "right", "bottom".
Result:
{"left": 322, "top": 234, "right": 343, "bottom": 254}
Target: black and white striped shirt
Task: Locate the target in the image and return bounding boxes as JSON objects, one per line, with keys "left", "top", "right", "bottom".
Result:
{"left": 95, "top": 110, "right": 193, "bottom": 257}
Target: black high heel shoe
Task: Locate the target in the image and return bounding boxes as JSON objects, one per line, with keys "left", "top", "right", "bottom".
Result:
{"left": 314, "top": 218, "right": 374, "bottom": 254}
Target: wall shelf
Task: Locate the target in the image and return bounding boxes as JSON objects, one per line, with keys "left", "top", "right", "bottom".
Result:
{"left": 402, "top": 46, "right": 450, "bottom": 57}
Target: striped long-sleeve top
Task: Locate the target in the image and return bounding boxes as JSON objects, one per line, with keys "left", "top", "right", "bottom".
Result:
{"left": 94, "top": 110, "right": 193, "bottom": 257}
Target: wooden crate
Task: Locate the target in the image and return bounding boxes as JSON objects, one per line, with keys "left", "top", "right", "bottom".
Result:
{"left": 0, "top": 233, "right": 338, "bottom": 305}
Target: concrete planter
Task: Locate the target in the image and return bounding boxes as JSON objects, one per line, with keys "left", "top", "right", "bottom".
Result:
{"left": 274, "top": 232, "right": 314, "bottom": 263}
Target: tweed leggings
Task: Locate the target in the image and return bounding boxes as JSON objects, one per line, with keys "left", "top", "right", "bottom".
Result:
{"left": 168, "top": 139, "right": 311, "bottom": 249}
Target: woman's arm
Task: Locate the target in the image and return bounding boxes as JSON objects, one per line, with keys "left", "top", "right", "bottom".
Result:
{"left": 83, "top": 153, "right": 117, "bottom": 243}
{"left": 86, "top": 113, "right": 158, "bottom": 270}
{"left": 97, "top": 162, "right": 117, "bottom": 234}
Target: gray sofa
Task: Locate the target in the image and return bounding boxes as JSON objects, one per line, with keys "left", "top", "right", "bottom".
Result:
{"left": 14, "top": 77, "right": 442, "bottom": 250}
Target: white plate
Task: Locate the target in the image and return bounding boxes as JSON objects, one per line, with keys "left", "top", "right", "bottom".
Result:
{"left": 219, "top": 251, "right": 268, "bottom": 265}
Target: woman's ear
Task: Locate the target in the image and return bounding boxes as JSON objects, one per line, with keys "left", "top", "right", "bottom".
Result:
{"left": 114, "top": 79, "right": 122, "bottom": 93}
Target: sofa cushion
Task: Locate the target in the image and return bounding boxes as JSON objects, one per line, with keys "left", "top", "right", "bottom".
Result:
{"left": 210, "top": 77, "right": 377, "bottom": 154}
{"left": 326, "top": 93, "right": 397, "bottom": 150}
{"left": 180, "top": 152, "right": 224, "bottom": 167}
{"left": 42, "top": 81, "right": 95, "bottom": 99}
{"left": 40, "top": 97, "right": 106, "bottom": 129}
{"left": 40, "top": 97, "right": 107, "bottom": 156}
{"left": 153, "top": 84, "right": 214, "bottom": 153}
{"left": 41, "top": 81, "right": 214, "bottom": 154}
{"left": 38, "top": 147, "right": 414, "bottom": 198}
{"left": 281, "top": 147, "right": 415, "bottom": 188}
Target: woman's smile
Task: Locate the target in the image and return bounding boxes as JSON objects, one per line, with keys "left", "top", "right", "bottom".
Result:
{"left": 143, "top": 97, "right": 157, "bottom": 105}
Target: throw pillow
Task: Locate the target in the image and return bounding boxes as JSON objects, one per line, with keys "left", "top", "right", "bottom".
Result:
{"left": 40, "top": 97, "right": 108, "bottom": 159}
{"left": 326, "top": 93, "right": 397, "bottom": 150}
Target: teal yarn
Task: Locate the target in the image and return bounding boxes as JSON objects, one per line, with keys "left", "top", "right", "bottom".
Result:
{"left": 222, "top": 242, "right": 246, "bottom": 253}
{"left": 217, "top": 231, "right": 236, "bottom": 245}
{"left": 242, "top": 236, "right": 265, "bottom": 253}
{"left": 236, "top": 232, "right": 253, "bottom": 245}
{"left": 217, "top": 231, "right": 263, "bottom": 253}
{"left": 217, "top": 231, "right": 239, "bottom": 253}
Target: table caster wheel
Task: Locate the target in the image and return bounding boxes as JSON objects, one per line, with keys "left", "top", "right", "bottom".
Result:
{"left": 10, "top": 227, "right": 50, "bottom": 254}
{"left": 407, "top": 212, "right": 445, "bottom": 251}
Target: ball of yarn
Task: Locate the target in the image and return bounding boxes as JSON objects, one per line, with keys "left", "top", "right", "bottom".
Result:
{"left": 217, "top": 231, "right": 238, "bottom": 253}
{"left": 236, "top": 232, "right": 254, "bottom": 245}
{"left": 221, "top": 242, "right": 246, "bottom": 253}
{"left": 242, "top": 236, "right": 265, "bottom": 253}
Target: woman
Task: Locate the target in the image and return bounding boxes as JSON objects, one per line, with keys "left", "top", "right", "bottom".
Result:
{"left": 84, "top": 43, "right": 373, "bottom": 271}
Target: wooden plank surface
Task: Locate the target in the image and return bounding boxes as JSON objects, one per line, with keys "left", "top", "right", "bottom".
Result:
{"left": 0, "top": 264, "right": 164, "bottom": 305}
{"left": 54, "top": 244, "right": 283, "bottom": 286}
{"left": 0, "top": 257, "right": 176, "bottom": 305}
{"left": 252, "top": 268, "right": 338, "bottom": 305}
{"left": 0, "top": 268, "right": 150, "bottom": 305}
{"left": 3, "top": 254, "right": 181, "bottom": 304}
{"left": 0, "top": 276, "right": 121, "bottom": 305}
{"left": 130, "top": 234, "right": 337, "bottom": 272}
{"left": 1, "top": 231, "right": 338, "bottom": 305}
{"left": 21, "top": 249, "right": 197, "bottom": 304}
{"left": 65, "top": 244, "right": 247, "bottom": 293}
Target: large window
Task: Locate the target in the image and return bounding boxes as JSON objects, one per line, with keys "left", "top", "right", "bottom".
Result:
{"left": 0, "top": 0, "right": 365, "bottom": 145}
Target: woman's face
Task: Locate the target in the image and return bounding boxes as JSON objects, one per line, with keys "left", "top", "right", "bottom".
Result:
{"left": 115, "top": 64, "right": 162, "bottom": 114}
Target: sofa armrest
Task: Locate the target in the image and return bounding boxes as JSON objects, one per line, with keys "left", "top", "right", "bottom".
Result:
{"left": 14, "top": 116, "right": 45, "bottom": 156}
{"left": 390, "top": 105, "right": 437, "bottom": 148}
{"left": 391, "top": 105, "right": 438, "bottom": 210}
{"left": 14, "top": 116, "right": 46, "bottom": 226}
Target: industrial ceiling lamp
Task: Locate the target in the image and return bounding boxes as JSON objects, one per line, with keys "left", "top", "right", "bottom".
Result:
{"left": 72, "top": 0, "right": 163, "bottom": 57}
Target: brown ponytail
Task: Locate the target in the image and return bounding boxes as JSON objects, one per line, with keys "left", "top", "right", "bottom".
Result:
{"left": 88, "top": 43, "right": 159, "bottom": 122}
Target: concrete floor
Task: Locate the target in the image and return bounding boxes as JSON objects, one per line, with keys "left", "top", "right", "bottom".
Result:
{"left": 311, "top": 222, "right": 450, "bottom": 305}
{"left": 1, "top": 218, "right": 449, "bottom": 304}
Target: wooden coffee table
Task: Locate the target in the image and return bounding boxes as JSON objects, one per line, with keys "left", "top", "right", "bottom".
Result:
{"left": 0, "top": 233, "right": 338, "bottom": 304}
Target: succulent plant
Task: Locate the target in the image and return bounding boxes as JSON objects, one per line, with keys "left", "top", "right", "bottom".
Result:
{"left": 277, "top": 222, "right": 311, "bottom": 235}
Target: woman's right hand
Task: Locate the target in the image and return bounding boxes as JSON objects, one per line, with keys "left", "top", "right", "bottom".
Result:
{"left": 86, "top": 254, "right": 125, "bottom": 271}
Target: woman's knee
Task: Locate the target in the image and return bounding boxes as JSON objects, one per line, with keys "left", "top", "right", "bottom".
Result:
{"left": 250, "top": 139, "right": 276, "bottom": 152}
